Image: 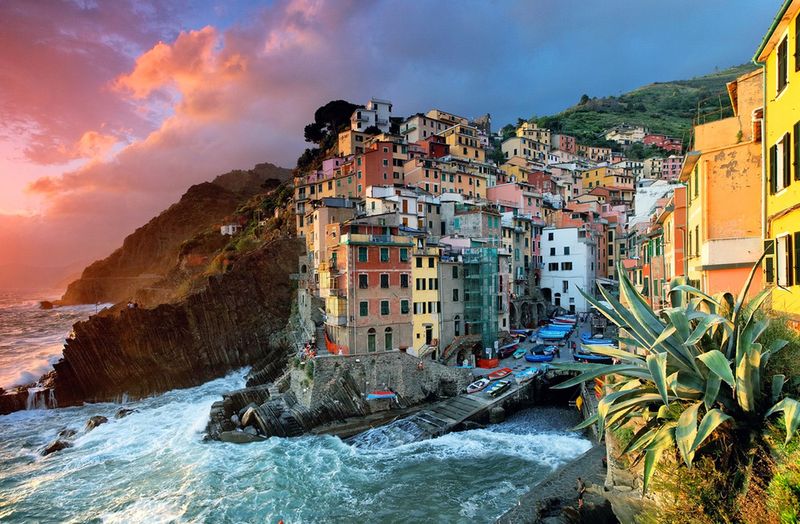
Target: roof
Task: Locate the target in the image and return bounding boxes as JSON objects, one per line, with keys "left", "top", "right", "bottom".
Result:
{"left": 754, "top": 0, "right": 798, "bottom": 63}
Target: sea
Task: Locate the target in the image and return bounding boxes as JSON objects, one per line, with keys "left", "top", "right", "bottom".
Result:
{"left": 0, "top": 292, "right": 592, "bottom": 523}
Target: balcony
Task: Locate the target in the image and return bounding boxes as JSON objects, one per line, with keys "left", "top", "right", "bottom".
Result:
{"left": 401, "top": 125, "right": 417, "bottom": 135}
{"left": 700, "top": 237, "right": 761, "bottom": 268}
{"left": 341, "top": 233, "right": 414, "bottom": 246}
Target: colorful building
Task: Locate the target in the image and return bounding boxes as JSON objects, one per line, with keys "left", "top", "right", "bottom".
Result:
{"left": 411, "top": 241, "right": 441, "bottom": 358}
{"left": 680, "top": 68, "right": 763, "bottom": 296}
{"left": 755, "top": 0, "right": 800, "bottom": 320}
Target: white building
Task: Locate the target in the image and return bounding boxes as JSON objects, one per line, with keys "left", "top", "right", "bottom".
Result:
{"left": 400, "top": 113, "right": 447, "bottom": 143}
{"left": 350, "top": 98, "right": 393, "bottom": 133}
{"left": 220, "top": 224, "right": 241, "bottom": 236}
{"left": 540, "top": 226, "right": 596, "bottom": 313}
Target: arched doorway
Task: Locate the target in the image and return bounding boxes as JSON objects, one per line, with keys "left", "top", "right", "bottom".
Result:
{"left": 384, "top": 327, "right": 393, "bottom": 351}
{"left": 542, "top": 288, "right": 552, "bottom": 303}
{"left": 454, "top": 315, "right": 461, "bottom": 337}
{"left": 368, "top": 328, "right": 376, "bottom": 352}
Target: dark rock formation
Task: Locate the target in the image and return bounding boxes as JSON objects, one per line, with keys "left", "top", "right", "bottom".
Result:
{"left": 48, "top": 238, "right": 302, "bottom": 407}
{"left": 41, "top": 439, "right": 72, "bottom": 456}
{"left": 85, "top": 416, "right": 108, "bottom": 431}
{"left": 0, "top": 388, "right": 26, "bottom": 415}
{"left": 115, "top": 408, "right": 137, "bottom": 419}
{"left": 58, "top": 428, "right": 77, "bottom": 438}
{"left": 59, "top": 163, "right": 290, "bottom": 306}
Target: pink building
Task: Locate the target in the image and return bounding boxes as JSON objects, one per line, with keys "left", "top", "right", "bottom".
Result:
{"left": 551, "top": 133, "right": 577, "bottom": 154}
{"left": 661, "top": 155, "right": 684, "bottom": 181}
{"left": 644, "top": 134, "right": 683, "bottom": 153}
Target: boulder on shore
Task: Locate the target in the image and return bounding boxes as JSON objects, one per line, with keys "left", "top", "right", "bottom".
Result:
{"left": 85, "top": 415, "right": 108, "bottom": 431}
{"left": 115, "top": 408, "right": 137, "bottom": 419}
{"left": 41, "top": 439, "right": 72, "bottom": 456}
{"left": 58, "top": 428, "right": 77, "bottom": 439}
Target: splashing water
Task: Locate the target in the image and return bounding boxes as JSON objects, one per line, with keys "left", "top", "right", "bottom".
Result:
{"left": 0, "top": 296, "right": 592, "bottom": 523}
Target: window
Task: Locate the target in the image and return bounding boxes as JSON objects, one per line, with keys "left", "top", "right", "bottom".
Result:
{"left": 561, "top": 262, "right": 573, "bottom": 271}
{"left": 400, "top": 274, "right": 409, "bottom": 288}
{"left": 550, "top": 247, "right": 556, "bottom": 256}
{"left": 380, "top": 248, "right": 389, "bottom": 262}
{"left": 380, "top": 300, "right": 390, "bottom": 315}
{"left": 380, "top": 274, "right": 389, "bottom": 288}
{"left": 358, "top": 247, "right": 368, "bottom": 262}
{"left": 564, "top": 246, "right": 570, "bottom": 255}
{"left": 778, "top": 37, "right": 788, "bottom": 94}
{"left": 695, "top": 225, "right": 699, "bottom": 256}
{"left": 562, "top": 280, "right": 569, "bottom": 293}
{"left": 428, "top": 257, "right": 435, "bottom": 268}
{"left": 454, "top": 316, "right": 461, "bottom": 337}
{"left": 548, "top": 232, "right": 554, "bottom": 241}
{"left": 796, "top": 17, "right": 800, "bottom": 72}
{"left": 401, "top": 300, "right": 409, "bottom": 314}
{"left": 400, "top": 248, "right": 408, "bottom": 262}
{"left": 452, "top": 266, "right": 459, "bottom": 278}
{"left": 777, "top": 234, "right": 794, "bottom": 287}
{"left": 384, "top": 327, "right": 393, "bottom": 350}
{"left": 367, "top": 328, "right": 376, "bottom": 352}
{"left": 453, "top": 289, "right": 459, "bottom": 301}
{"left": 548, "top": 262, "right": 559, "bottom": 271}
{"left": 416, "top": 258, "right": 423, "bottom": 268}
{"left": 359, "top": 301, "right": 369, "bottom": 316}
{"left": 359, "top": 274, "right": 368, "bottom": 288}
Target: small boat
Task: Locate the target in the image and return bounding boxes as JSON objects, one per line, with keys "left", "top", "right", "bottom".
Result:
{"left": 486, "top": 380, "right": 511, "bottom": 397}
{"left": 498, "top": 342, "right": 519, "bottom": 359}
{"left": 552, "top": 317, "right": 577, "bottom": 324}
{"left": 366, "top": 390, "right": 397, "bottom": 400}
{"left": 514, "top": 368, "right": 539, "bottom": 383}
{"left": 574, "top": 353, "right": 614, "bottom": 364}
{"left": 539, "top": 331, "right": 568, "bottom": 340}
{"left": 525, "top": 353, "right": 555, "bottom": 363}
{"left": 580, "top": 333, "right": 614, "bottom": 345}
{"left": 488, "top": 367, "right": 513, "bottom": 380}
{"left": 531, "top": 344, "right": 557, "bottom": 355}
{"left": 466, "top": 378, "right": 491, "bottom": 394}
{"left": 512, "top": 348, "right": 526, "bottom": 359}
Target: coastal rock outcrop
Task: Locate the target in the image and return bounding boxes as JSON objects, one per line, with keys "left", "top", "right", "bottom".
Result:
{"left": 85, "top": 416, "right": 108, "bottom": 431}
{"left": 41, "top": 439, "right": 72, "bottom": 456}
{"left": 47, "top": 237, "right": 302, "bottom": 407}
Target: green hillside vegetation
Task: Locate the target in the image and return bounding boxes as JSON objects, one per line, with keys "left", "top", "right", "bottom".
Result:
{"left": 529, "top": 63, "right": 757, "bottom": 153}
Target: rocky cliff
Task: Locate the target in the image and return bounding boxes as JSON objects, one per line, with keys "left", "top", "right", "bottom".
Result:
{"left": 60, "top": 162, "right": 290, "bottom": 306}
{"left": 48, "top": 236, "right": 303, "bottom": 406}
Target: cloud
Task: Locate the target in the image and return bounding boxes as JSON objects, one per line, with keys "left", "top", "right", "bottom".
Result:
{"left": 0, "top": 0, "right": 782, "bottom": 293}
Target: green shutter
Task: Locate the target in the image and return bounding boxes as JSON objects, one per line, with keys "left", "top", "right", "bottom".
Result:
{"left": 765, "top": 239, "right": 775, "bottom": 284}
{"left": 794, "top": 233, "right": 800, "bottom": 285}
{"left": 785, "top": 133, "right": 792, "bottom": 188}
{"left": 770, "top": 145, "right": 778, "bottom": 194}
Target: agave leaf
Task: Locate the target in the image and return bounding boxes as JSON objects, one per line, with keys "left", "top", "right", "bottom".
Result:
{"left": 696, "top": 350, "right": 735, "bottom": 387}
{"left": 649, "top": 325, "right": 677, "bottom": 352}
{"left": 642, "top": 448, "right": 662, "bottom": 495}
{"left": 657, "top": 404, "right": 670, "bottom": 419}
{"left": 703, "top": 374, "right": 721, "bottom": 410}
{"left": 740, "top": 287, "right": 773, "bottom": 330}
{"left": 772, "top": 375, "right": 786, "bottom": 404}
{"left": 642, "top": 423, "right": 676, "bottom": 494}
{"left": 622, "top": 422, "right": 660, "bottom": 455}
{"left": 685, "top": 314, "right": 731, "bottom": 346}
{"left": 676, "top": 402, "right": 702, "bottom": 466}
{"left": 766, "top": 397, "right": 800, "bottom": 444}
{"left": 690, "top": 408, "right": 732, "bottom": 453}
{"left": 572, "top": 412, "right": 600, "bottom": 431}
{"left": 583, "top": 344, "right": 645, "bottom": 362}
{"left": 549, "top": 364, "right": 651, "bottom": 389}
{"left": 671, "top": 284, "right": 722, "bottom": 307}
{"left": 647, "top": 353, "right": 669, "bottom": 406}
{"left": 736, "top": 347, "right": 761, "bottom": 413}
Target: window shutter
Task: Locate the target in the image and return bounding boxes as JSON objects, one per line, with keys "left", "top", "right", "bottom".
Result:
{"left": 795, "top": 232, "right": 800, "bottom": 285}
{"left": 770, "top": 145, "right": 778, "bottom": 194}
{"left": 789, "top": 234, "right": 795, "bottom": 287}
{"left": 796, "top": 123, "right": 800, "bottom": 180}
{"left": 765, "top": 239, "right": 775, "bottom": 284}
{"left": 796, "top": 18, "right": 800, "bottom": 71}
{"left": 785, "top": 133, "right": 792, "bottom": 188}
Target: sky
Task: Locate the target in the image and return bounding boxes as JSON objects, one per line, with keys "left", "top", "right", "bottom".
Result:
{"left": 0, "top": 0, "right": 781, "bottom": 291}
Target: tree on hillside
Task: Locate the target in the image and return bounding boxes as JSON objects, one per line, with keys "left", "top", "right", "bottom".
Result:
{"left": 579, "top": 94, "right": 590, "bottom": 105}
{"left": 303, "top": 100, "right": 359, "bottom": 144}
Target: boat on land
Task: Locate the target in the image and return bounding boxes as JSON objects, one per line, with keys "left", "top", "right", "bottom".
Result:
{"left": 366, "top": 391, "right": 397, "bottom": 400}
{"left": 538, "top": 330, "right": 569, "bottom": 340}
{"left": 525, "top": 353, "right": 555, "bottom": 363}
{"left": 552, "top": 316, "right": 577, "bottom": 324}
{"left": 498, "top": 342, "right": 519, "bottom": 359}
{"left": 580, "top": 332, "right": 614, "bottom": 345}
{"left": 512, "top": 348, "right": 526, "bottom": 359}
{"left": 573, "top": 353, "right": 614, "bottom": 364}
{"left": 466, "top": 378, "right": 491, "bottom": 394}
{"left": 485, "top": 380, "right": 511, "bottom": 397}
{"left": 488, "top": 367, "right": 513, "bottom": 380}
{"left": 531, "top": 344, "right": 557, "bottom": 355}
{"left": 514, "top": 367, "right": 540, "bottom": 383}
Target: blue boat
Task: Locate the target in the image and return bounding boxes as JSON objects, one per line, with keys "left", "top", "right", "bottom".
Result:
{"left": 366, "top": 391, "right": 397, "bottom": 400}
{"left": 574, "top": 353, "right": 613, "bottom": 364}
{"left": 525, "top": 353, "right": 554, "bottom": 363}
{"left": 546, "top": 323, "right": 572, "bottom": 331}
{"left": 580, "top": 332, "right": 614, "bottom": 345}
{"left": 539, "top": 330, "right": 568, "bottom": 340}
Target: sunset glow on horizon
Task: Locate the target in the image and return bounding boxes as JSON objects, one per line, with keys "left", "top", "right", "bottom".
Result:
{"left": 0, "top": 0, "right": 777, "bottom": 290}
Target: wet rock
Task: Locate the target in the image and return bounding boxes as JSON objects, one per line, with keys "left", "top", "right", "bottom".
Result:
{"left": 243, "top": 426, "right": 258, "bottom": 436}
{"left": 85, "top": 415, "right": 108, "bottom": 431}
{"left": 57, "top": 428, "right": 77, "bottom": 439}
{"left": 40, "top": 301, "right": 54, "bottom": 310}
{"left": 238, "top": 403, "right": 258, "bottom": 421}
{"left": 460, "top": 421, "right": 485, "bottom": 431}
{"left": 115, "top": 408, "right": 137, "bottom": 419}
{"left": 218, "top": 430, "right": 267, "bottom": 444}
{"left": 489, "top": 407, "right": 506, "bottom": 424}
{"left": 41, "top": 439, "right": 72, "bottom": 456}
{"left": 230, "top": 414, "right": 240, "bottom": 427}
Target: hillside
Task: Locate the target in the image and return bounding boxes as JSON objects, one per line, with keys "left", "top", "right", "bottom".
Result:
{"left": 60, "top": 162, "right": 291, "bottom": 305}
{"left": 532, "top": 63, "right": 758, "bottom": 149}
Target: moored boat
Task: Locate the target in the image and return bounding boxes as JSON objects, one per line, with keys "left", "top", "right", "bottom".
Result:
{"left": 580, "top": 332, "right": 614, "bottom": 345}
{"left": 488, "top": 367, "right": 513, "bottom": 380}
{"left": 573, "top": 353, "right": 614, "bottom": 364}
{"left": 366, "top": 391, "right": 397, "bottom": 400}
{"left": 486, "top": 380, "right": 511, "bottom": 397}
{"left": 525, "top": 353, "right": 554, "bottom": 363}
{"left": 512, "top": 348, "right": 526, "bottom": 359}
{"left": 466, "top": 378, "right": 491, "bottom": 394}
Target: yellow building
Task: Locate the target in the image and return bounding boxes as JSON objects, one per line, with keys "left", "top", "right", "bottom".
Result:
{"left": 411, "top": 243, "right": 441, "bottom": 358}
{"left": 755, "top": 0, "right": 800, "bottom": 319}
{"left": 440, "top": 123, "right": 485, "bottom": 162}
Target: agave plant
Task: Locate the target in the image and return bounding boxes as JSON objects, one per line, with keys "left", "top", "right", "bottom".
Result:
{"left": 553, "top": 260, "right": 800, "bottom": 494}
